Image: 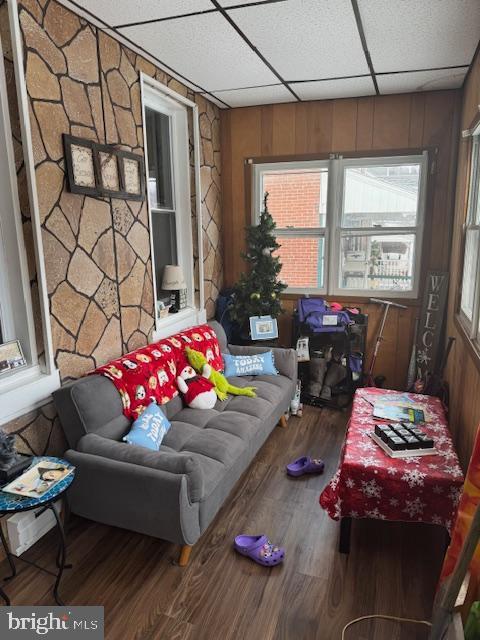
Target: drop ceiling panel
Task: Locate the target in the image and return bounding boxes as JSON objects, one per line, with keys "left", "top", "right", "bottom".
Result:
{"left": 377, "top": 68, "right": 468, "bottom": 95}
{"left": 291, "top": 76, "right": 375, "bottom": 101}
{"left": 119, "top": 12, "right": 278, "bottom": 91}
{"left": 226, "top": 0, "right": 369, "bottom": 82}
{"left": 359, "top": 0, "right": 480, "bottom": 73}
{"left": 74, "top": 0, "right": 213, "bottom": 27}
{"left": 219, "top": 0, "right": 282, "bottom": 5}
{"left": 210, "top": 84, "right": 295, "bottom": 107}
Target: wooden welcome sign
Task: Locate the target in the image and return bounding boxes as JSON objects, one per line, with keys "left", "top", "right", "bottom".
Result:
{"left": 415, "top": 270, "right": 449, "bottom": 379}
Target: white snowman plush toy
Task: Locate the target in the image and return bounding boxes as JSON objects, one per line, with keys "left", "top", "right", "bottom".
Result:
{"left": 176, "top": 364, "right": 217, "bottom": 410}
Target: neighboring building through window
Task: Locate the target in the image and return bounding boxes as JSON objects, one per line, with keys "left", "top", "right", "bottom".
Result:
{"left": 459, "top": 124, "right": 480, "bottom": 340}
{"left": 253, "top": 154, "right": 427, "bottom": 298}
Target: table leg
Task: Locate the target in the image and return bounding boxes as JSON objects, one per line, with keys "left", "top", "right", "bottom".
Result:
{"left": 49, "top": 503, "right": 71, "bottom": 606}
{"left": 339, "top": 517, "right": 352, "bottom": 554}
{"left": 0, "top": 520, "right": 16, "bottom": 580}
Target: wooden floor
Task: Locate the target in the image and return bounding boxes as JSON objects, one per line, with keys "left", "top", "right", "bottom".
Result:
{"left": 0, "top": 406, "right": 446, "bottom": 640}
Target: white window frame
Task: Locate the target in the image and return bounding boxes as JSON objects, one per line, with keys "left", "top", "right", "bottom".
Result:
{"left": 459, "top": 123, "right": 480, "bottom": 340}
{"left": 0, "top": 0, "right": 60, "bottom": 426}
{"left": 253, "top": 152, "right": 428, "bottom": 299}
{"left": 252, "top": 159, "right": 330, "bottom": 295}
{"left": 140, "top": 74, "right": 205, "bottom": 341}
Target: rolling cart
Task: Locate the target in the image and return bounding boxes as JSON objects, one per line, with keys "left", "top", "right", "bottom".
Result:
{"left": 293, "top": 298, "right": 368, "bottom": 410}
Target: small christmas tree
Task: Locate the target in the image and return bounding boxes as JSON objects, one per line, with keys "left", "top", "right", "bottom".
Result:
{"left": 230, "top": 193, "right": 287, "bottom": 331}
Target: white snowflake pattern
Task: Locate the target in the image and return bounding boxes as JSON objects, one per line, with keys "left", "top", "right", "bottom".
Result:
{"left": 358, "top": 441, "right": 376, "bottom": 452}
{"left": 349, "top": 510, "right": 359, "bottom": 518}
{"left": 445, "top": 519, "right": 452, "bottom": 530}
{"left": 330, "top": 470, "right": 341, "bottom": 490}
{"left": 433, "top": 485, "right": 444, "bottom": 495}
{"left": 428, "top": 423, "right": 447, "bottom": 433}
{"left": 365, "top": 508, "right": 386, "bottom": 520}
{"left": 387, "top": 467, "right": 397, "bottom": 475}
{"left": 448, "top": 486, "right": 462, "bottom": 505}
{"left": 417, "top": 349, "right": 431, "bottom": 364}
{"left": 401, "top": 468, "right": 426, "bottom": 488}
{"left": 403, "top": 456, "right": 422, "bottom": 465}
{"left": 345, "top": 478, "right": 355, "bottom": 489}
{"left": 428, "top": 463, "right": 439, "bottom": 470}
{"left": 389, "top": 498, "right": 399, "bottom": 507}
{"left": 434, "top": 435, "right": 449, "bottom": 447}
{"left": 432, "top": 515, "right": 442, "bottom": 525}
{"left": 403, "top": 497, "right": 426, "bottom": 518}
{"left": 438, "top": 449, "right": 456, "bottom": 461}
{"left": 334, "top": 501, "right": 342, "bottom": 519}
{"left": 444, "top": 465, "right": 463, "bottom": 479}
{"left": 360, "top": 456, "right": 378, "bottom": 468}
{"left": 361, "top": 479, "right": 382, "bottom": 499}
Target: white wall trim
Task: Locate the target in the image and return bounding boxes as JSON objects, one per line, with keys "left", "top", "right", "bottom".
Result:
{"left": 0, "top": 367, "right": 60, "bottom": 426}
{"left": 150, "top": 308, "right": 207, "bottom": 343}
{"left": 8, "top": 0, "right": 56, "bottom": 376}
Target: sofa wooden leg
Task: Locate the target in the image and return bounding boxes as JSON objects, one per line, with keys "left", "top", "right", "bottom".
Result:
{"left": 179, "top": 545, "right": 192, "bottom": 567}
{"left": 278, "top": 414, "right": 288, "bottom": 428}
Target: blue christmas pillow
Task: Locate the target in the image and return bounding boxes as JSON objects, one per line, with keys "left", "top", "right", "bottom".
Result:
{"left": 123, "top": 402, "right": 171, "bottom": 451}
{"left": 222, "top": 351, "right": 278, "bottom": 377}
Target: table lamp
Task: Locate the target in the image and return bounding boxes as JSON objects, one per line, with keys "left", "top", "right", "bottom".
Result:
{"left": 162, "top": 265, "right": 187, "bottom": 312}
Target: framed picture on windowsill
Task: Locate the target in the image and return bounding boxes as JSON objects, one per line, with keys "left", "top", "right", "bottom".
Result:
{"left": 0, "top": 340, "right": 27, "bottom": 377}
{"left": 249, "top": 315, "right": 278, "bottom": 341}
{"left": 118, "top": 150, "right": 145, "bottom": 201}
{"left": 63, "top": 135, "right": 99, "bottom": 196}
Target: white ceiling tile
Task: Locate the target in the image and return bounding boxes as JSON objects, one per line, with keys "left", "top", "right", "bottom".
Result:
{"left": 359, "top": 0, "right": 480, "bottom": 73}
{"left": 291, "top": 76, "right": 375, "bottom": 101}
{"left": 377, "top": 68, "right": 468, "bottom": 95}
{"left": 218, "top": 0, "right": 276, "bottom": 5}
{"left": 225, "top": 0, "right": 369, "bottom": 81}
{"left": 211, "top": 84, "right": 295, "bottom": 107}
{"left": 73, "top": 0, "right": 213, "bottom": 27}
{"left": 119, "top": 12, "right": 277, "bottom": 91}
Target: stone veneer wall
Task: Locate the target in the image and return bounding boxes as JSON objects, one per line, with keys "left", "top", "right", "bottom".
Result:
{"left": 0, "top": 0, "right": 223, "bottom": 455}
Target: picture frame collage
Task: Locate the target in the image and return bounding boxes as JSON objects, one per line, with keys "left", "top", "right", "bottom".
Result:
{"left": 63, "top": 134, "right": 145, "bottom": 201}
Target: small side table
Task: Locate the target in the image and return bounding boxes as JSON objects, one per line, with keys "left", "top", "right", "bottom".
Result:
{"left": 0, "top": 456, "right": 75, "bottom": 605}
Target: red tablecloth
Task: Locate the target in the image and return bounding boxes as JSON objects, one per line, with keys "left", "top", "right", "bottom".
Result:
{"left": 320, "top": 388, "right": 464, "bottom": 532}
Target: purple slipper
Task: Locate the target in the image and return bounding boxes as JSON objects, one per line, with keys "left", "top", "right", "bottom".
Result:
{"left": 234, "top": 535, "right": 285, "bottom": 566}
{"left": 286, "top": 456, "right": 325, "bottom": 477}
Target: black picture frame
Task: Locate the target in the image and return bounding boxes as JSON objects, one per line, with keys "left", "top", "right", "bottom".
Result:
{"left": 63, "top": 134, "right": 99, "bottom": 196}
{"left": 118, "top": 150, "right": 146, "bottom": 201}
{"left": 94, "top": 143, "right": 122, "bottom": 197}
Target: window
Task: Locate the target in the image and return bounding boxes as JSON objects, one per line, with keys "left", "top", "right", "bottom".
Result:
{"left": 141, "top": 74, "right": 205, "bottom": 339}
{"left": 143, "top": 82, "right": 194, "bottom": 322}
{"left": 253, "top": 153, "right": 428, "bottom": 297}
{"left": 459, "top": 126, "right": 480, "bottom": 340}
{"left": 0, "top": 11, "right": 60, "bottom": 426}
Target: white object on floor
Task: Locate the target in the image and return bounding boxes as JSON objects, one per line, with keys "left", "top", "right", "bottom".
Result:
{"left": 6, "top": 500, "right": 62, "bottom": 556}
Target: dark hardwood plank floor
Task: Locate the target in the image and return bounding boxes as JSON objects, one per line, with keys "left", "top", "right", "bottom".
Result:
{"left": 0, "top": 406, "right": 446, "bottom": 639}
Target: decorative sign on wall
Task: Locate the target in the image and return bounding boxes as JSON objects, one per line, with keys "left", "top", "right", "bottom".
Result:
{"left": 63, "top": 135, "right": 145, "bottom": 200}
{"left": 415, "top": 270, "right": 449, "bottom": 379}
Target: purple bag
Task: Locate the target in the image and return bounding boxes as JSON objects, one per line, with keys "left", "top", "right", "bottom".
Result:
{"left": 297, "top": 298, "right": 352, "bottom": 333}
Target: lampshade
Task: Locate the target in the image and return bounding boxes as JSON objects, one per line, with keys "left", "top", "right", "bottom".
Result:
{"left": 162, "top": 265, "right": 186, "bottom": 290}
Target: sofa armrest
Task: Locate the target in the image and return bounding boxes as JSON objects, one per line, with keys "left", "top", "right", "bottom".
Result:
{"left": 76, "top": 433, "right": 204, "bottom": 502}
{"left": 227, "top": 344, "right": 297, "bottom": 380}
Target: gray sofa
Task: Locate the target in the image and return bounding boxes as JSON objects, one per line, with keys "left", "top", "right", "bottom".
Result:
{"left": 53, "top": 321, "right": 297, "bottom": 565}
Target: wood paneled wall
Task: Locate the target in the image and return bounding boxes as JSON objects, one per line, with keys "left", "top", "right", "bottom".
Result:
{"left": 221, "top": 91, "right": 461, "bottom": 390}
{"left": 444, "top": 50, "right": 480, "bottom": 471}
